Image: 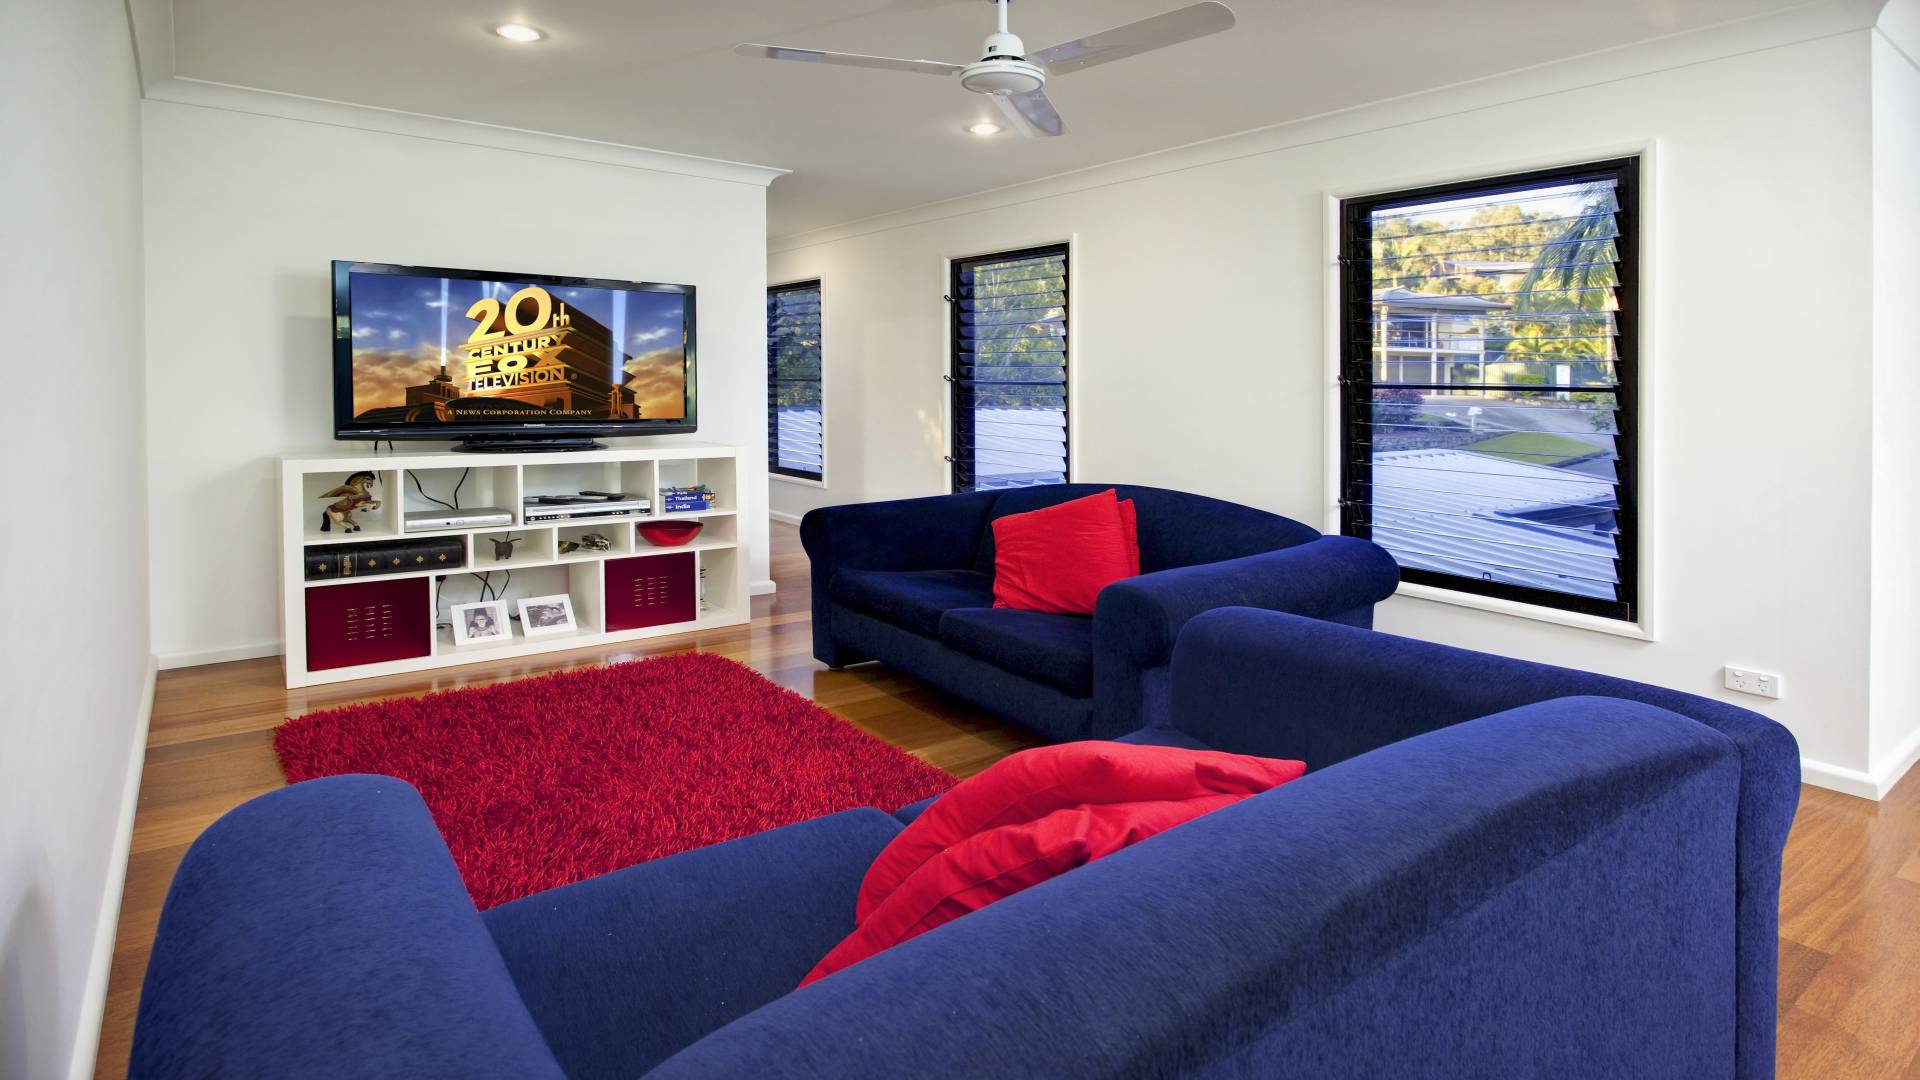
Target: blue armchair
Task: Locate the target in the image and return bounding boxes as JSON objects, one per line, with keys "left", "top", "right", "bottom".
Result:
{"left": 133, "top": 609, "right": 1798, "bottom": 1079}
{"left": 1128, "top": 607, "right": 1801, "bottom": 1080}
{"left": 800, "top": 484, "right": 1399, "bottom": 740}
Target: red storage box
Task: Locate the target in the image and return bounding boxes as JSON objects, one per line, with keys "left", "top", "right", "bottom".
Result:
{"left": 605, "top": 551, "right": 697, "bottom": 631}
{"left": 305, "top": 577, "right": 431, "bottom": 671}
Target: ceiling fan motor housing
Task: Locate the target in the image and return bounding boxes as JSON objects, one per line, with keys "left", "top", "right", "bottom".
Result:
{"left": 962, "top": 34, "right": 1044, "bottom": 95}
{"left": 961, "top": 59, "right": 1045, "bottom": 95}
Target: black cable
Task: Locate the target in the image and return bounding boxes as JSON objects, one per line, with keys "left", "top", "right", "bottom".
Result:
{"left": 468, "top": 568, "right": 511, "bottom": 605}
{"left": 408, "top": 467, "right": 469, "bottom": 512}
{"left": 409, "top": 471, "right": 454, "bottom": 510}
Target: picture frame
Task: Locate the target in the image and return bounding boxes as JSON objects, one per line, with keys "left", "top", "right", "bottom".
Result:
{"left": 450, "top": 599, "right": 512, "bottom": 646}
{"left": 517, "top": 594, "right": 577, "bottom": 637}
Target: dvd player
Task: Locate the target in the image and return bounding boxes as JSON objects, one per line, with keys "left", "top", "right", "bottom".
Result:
{"left": 520, "top": 492, "right": 651, "bottom": 524}
{"left": 524, "top": 507, "right": 647, "bottom": 524}
{"left": 404, "top": 507, "right": 513, "bottom": 531}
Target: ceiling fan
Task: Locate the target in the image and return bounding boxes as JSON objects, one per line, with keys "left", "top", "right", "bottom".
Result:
{"left": 735, "top": 0, "right": 1236, "bottom": 138}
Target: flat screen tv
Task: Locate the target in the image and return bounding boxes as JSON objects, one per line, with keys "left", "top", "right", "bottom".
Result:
{"left": 332, "top": 260, "right": 695, "bottom": 451}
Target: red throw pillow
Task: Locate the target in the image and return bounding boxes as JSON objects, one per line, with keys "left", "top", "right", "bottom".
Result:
{"left": 992, "top": 489, "right": 1135, "bottom": 614}
{"left": 801, "top": 793, "right": 1249, "bottom": 987}
{"left": 1118, "top": 498, "right": 1140, "bottom": 576}
{"left": 854, "top": 741, "right": 1305, "bottom": 924}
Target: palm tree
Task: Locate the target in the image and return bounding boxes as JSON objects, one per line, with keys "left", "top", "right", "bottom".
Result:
{"left": 1515, "top": 182, "right": 1620, "bottom": 432}
{"left": 1516, "top": 182, "right": 1618, "bottom": 311}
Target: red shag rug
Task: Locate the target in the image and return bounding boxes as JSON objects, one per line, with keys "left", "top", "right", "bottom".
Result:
{"left": 273, "top": 652, "right": 955, "bottom": 909}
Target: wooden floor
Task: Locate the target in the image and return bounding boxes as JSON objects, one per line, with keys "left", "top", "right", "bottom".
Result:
{"left": 94, "top": 523, "right": 1918, "bottom": 1078}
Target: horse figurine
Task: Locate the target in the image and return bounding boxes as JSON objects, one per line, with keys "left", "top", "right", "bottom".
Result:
{"left": 318, "top": 471, "right": 380, "bottom": 533}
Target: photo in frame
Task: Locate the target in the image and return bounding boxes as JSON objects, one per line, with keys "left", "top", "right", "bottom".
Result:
{"left": 518, "top": 594, "right": 577, "bottom": 637}
{"left": 450, "top": 599, "right": 512, "bottom": 646}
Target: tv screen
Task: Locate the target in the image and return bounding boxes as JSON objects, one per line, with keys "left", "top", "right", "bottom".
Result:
{"left": 332, "top": 261, "right": 695, "bottom": 446}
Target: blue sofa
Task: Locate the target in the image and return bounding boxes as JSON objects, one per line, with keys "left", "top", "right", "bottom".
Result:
{"left": 131, "top": 609, "right": 1798, "bottom": 1079}
{"left": 800, "top": 484, "right": 1399, "bottom": 740}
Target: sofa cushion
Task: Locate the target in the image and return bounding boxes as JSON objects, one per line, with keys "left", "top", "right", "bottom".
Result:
{"left": 990, "top": 488, "right": 1135, "bottom": 615}
{"left": 831, "top": 568, "right": 994, "bottom": 637}
{"left": 855, "top": 742, "right": 1306, "bottom": 925}
{"left": 937, "top": 607, "right": 1095, "bottom": 696}
{"left": 803, "top": 793, "right": 1248, "bottom": 986}
{"left": 483, "top": 808, "right": 903, "bottom": 1079}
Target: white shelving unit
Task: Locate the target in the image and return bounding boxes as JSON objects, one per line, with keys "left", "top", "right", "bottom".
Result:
{"left": 279, "top": 444, "right": 749, "bottom": 688}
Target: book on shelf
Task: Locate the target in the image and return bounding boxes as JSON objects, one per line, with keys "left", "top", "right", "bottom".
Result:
{"left": 306, "top": 537, "right": 464, "bottom": 581}
{"left": 660, "top": 485, "right": 718, "bottom": 513}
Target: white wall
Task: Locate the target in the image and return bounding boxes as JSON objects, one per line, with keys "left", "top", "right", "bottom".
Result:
{"left": 141, "top": 88, "right": 780, "bottom": 664}
{"left": 0, "top": 1, "right": 153, "bottom": 1077}
{"left": 1868, "top": 6, "right": 1920, "bottom": 789}
{"left": 770, "top": 20, "right": 1890, "bottom": 788}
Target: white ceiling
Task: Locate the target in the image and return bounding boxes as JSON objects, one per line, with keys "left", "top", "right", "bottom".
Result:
{"left": 163, "top": 0, "right": 1809, "bottom": 239}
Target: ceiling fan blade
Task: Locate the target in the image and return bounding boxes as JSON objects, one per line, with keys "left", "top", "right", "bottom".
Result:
{"left": 733, "top": 43, "right": 963, "bottom": 77}
{"left": 1030, "top": 1, "right": 1236, "bottom": 76}
{"left": 993, "top": 88, "right": 1066, "bottom": 138}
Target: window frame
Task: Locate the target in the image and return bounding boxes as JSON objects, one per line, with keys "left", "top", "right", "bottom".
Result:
{"left": 1338, "top": 157, "right": 1642, "bottom": 622}
{"left": 766, "top": 277, "right": 824, "bottom": 483}
{"left": 947, "top": 242, "right": 1072, "bottom": 495}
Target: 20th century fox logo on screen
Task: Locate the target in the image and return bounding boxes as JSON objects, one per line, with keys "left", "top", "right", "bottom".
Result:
{"left": 463, "top": 291, "right": 576, "bottom": 393}
{"left": 350, "top": 280, "right": 688, "bottom": 425}
{"left": 447, "top": 285, "right": 635, "bottom": 418}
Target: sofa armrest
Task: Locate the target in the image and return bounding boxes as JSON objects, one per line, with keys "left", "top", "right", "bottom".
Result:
{"left": 131, "top": 776, "right": 564, "bottom": 1080}
{"left": 1093, "top": 535, "right": 1400, "bottom": 671}
{"left": 1168, "top": 606, "right": 1800, "bottom": 1079}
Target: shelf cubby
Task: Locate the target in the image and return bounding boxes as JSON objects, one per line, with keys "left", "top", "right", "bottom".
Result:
{"left": 558, "top": 521, "right": 632, "bottom": 561}
{"left": 521, "top": 460, "right": 632, "bottom": 511}
{"left": 697, "top": 546, "right": 742, "bottom": 619}
{"left": 301, "top": 467, "right": 402, "bottom": 542}
{"left": 430, "top": 561, "right": 602, "bottom": 656}
{"left": 400, "top": 465, "right": 519, "bottom": 527}
{"left": 473, "top": 526, "right": 553, "bottom": 568}
{"left": 634, "top": 514, "right": 738, "bottom": 555}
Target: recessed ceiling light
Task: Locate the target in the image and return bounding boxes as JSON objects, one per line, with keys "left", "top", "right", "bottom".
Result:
{"left": 492, "top": 23, "right": 546, "bottom": 43}
{"left": 967, "top": 121, "right": 1002, "bottom": 137}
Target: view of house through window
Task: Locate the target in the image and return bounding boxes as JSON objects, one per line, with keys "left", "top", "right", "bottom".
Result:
{"left": 1340, "top": 159, "right": 1638, "bottom": 620}
{"left": 949, "top": 244, "right": 1069, "bottom": 493}
{"left": 767, "top": 280, "right": 823, "bottom": 481}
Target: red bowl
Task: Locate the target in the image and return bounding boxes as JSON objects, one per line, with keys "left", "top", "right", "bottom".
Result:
{"left": 636, "top": 519, "right": 704, "bottom": 547}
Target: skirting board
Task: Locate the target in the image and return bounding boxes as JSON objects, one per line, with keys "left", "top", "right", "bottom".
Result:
{"left": 1802, "top": 729, "right": 1920, "bottom": 801}
{"left": 68, "top": 655, "right": 157, "bottom": 1080}
{"left": 157, "top": 640, "right": 280, "bottom": 670}
{"left": 769, "top": 509, "right": 803, "bottom": 526}
{"left": 751, "top": 579, "right": 777, "bottom": 596}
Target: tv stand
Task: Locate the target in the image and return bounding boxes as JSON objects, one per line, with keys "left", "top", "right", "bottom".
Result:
{"left": 454, "top": 436, "right": 607, "bottom": 453}
{"left": 279, "top": 444, "right": 747, "bottom": 688}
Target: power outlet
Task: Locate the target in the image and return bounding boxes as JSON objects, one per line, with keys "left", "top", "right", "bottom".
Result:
{"left": 1724, "top": 666, "right": 1784, "bottom": 699}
